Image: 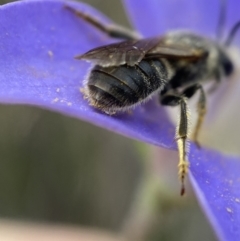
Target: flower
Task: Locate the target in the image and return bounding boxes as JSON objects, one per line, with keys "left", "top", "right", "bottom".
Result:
{"left": 0, "top": 0, "right": 240, "bottom": 240}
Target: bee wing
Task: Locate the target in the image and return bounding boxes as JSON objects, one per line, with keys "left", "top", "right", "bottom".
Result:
{"left": 146, "top": 42, "right": 208, "bottom": 60}
{"left": 76, "top": 38, "right": 160, "bottom": 67}
{"left": 77, "top": 37, "right": 208, "bottom": 67}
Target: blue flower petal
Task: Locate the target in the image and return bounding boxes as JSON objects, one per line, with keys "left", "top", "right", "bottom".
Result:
{"left": 190, "top": 146, "right": 240, "bottom": 241}
{"left": 0, "top": 0, "right": 175, "bottom": 147}
{"left": 123, "top": 0, "right": 240, "bottom": 41}
{"left": 0, "top": 1, "right": 240, "bottom": 240}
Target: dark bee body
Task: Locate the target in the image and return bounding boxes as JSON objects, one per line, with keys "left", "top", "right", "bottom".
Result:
{"left": 67, "top": 5, "right": 236, "bottom": 195}
{"left": 83, "top": 31, "right": 233, "bottom": 114}
{"left": 79, "top": 30, "right": 234, "bottom": 195}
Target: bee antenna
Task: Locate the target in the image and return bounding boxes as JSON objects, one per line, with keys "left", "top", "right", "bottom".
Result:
{"left": 225, "top": 21, "right": 240, "bottom": 46}
{"left": 216, "top": 0, "right": 227, "bottom": 40}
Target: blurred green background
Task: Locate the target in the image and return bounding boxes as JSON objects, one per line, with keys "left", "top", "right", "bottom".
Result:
{"left": 0, "top": 0, "right": 217, "bottom": 240}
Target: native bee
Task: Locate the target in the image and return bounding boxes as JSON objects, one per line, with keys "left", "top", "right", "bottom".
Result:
{"left": 66, "top": 3, "right": 239, "bottom": 195}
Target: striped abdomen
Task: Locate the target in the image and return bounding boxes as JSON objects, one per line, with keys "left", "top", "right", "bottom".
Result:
{"left": 83, "top": 59, "right": 168, "bottom": 113}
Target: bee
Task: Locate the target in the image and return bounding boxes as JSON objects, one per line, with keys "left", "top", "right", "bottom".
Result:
{"left": 66, "top": 3, "right": 239, "bottom": 195}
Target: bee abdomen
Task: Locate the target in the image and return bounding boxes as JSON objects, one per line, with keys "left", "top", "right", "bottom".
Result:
{"left": 84, "top": 59, "right": 168, "bottom": 113}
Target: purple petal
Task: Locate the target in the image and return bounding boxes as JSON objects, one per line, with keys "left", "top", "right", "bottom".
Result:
{"left": 0, "top": 0, "right": 174, "bottom": 147}
{"left": 0, "top": 1, "right": 240, "bottom": 241}
{"left": 123, "top": 0, "right": 240, "bottom": 41}
{"left": 190, "top": 146, "right": 240, "bottom": 241}
{"left": 226, "top": 0, "right": 240, "bottom": 43}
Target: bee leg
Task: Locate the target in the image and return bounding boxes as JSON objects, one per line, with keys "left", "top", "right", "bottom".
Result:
{"left": 160, "top": 95, "right": 189, "bottom": 196}
{"left": 65, "top": 5, "right": 139, "bottom": 40}
{"left": 181, "top": 84, "right": 206, "bottom": 148}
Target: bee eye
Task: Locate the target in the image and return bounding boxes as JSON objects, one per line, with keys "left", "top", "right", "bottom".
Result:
{"left": 222, "top": 56, "right": 234, "bottom": 76}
